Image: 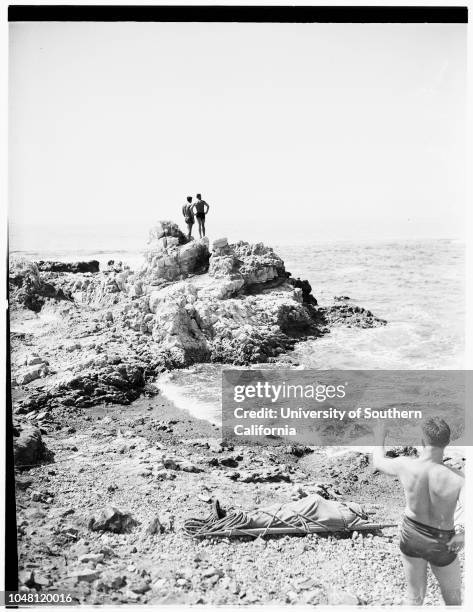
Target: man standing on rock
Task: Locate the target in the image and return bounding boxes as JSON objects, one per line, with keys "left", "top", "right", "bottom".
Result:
{"left": 373, "top": 417, "right": 464, "bottom": 605}
{"left": 182, "top": 196, "right": 195, "bottom": 240}
{"left": 193, "top": 193, "right": 209, "bottom": 238}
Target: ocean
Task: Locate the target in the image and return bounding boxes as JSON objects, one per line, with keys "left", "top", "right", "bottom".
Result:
{"left": 11, "top": 239, "right": 465, "bottom": 425}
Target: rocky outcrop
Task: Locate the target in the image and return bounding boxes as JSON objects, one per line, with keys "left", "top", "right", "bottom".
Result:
{"left": 16, "top": 364, "right": 145, "bottom": 413}
{"left": 10, "top": 222, "right": 387, "bottom": 409}
{"left": 36, "top": 261, "right": 100, "bottom": 273}
{"left": 9, "top": 259, "right": 72, "bottom": 312}
{"left": 322, "top": 301, "right": 387, "bottom": 329}
{"left": 139, "top": 239, "right": 324, "bottom": 366}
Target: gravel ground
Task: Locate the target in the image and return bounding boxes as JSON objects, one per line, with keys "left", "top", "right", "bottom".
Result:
{"left": 13, "top": 394, "right": 464, "bottom": 605}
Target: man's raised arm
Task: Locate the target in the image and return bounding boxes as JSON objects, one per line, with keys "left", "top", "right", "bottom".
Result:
{"left": 372, "top": 420, "right": 405, "bottom": 476}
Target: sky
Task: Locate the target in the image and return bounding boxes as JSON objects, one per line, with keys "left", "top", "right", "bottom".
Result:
{"left": 9, "top": 21, "right": 466, "bottom": 250}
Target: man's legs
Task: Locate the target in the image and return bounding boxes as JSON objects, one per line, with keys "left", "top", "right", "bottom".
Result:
{"left": 201, "top": 216, "right": 206, "bottom": 237}
{"left": 401, "top": 553, "right": 428, "bottom": 605}
{"left": 430, "top": 558, "right": 462, "bottom": 605}
{"left": 186, "top": 222, "right": 193, "bottom": 240}
{"left": 197, "top": 218, "right": 203, "bottom": 238}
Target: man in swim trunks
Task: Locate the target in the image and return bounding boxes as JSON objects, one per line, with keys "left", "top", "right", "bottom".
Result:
{"left": 373, "top": 417, "right": 464, "bottom": 605}
{"left": 182, "top": 196, "right": 194, "bottom": 239}
{"left": 192, "top": 193, "right": 209, "bottom": 238}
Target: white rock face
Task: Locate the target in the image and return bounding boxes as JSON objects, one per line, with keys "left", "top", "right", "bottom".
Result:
{"left": 76, "top": 227, "right": 320, "bottom": 367}
{"left": 143, "top": 232, "right": 210, "bottom": 283}
{"left": 137, "top": 235, "right": 316, "bottom": 365}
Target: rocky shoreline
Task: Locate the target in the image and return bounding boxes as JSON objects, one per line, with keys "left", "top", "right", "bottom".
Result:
{"left": 10, "top": 221, "right": 386, "bottom": 405}
{"left": 9, "top": 223, "right": 462, "bottom": 604}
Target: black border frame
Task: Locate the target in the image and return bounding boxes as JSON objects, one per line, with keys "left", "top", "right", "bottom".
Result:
{"left": 8, "top": 5, "right": 469, "bottom": 23}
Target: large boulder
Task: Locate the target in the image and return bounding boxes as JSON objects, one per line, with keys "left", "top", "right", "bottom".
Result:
{"left": 143, "top": 224, "right": 210, "bottom": 282}
{"left": 14, "top": 425, "right": 54, "bottom": 468}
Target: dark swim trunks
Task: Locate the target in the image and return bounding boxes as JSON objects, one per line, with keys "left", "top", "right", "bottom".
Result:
{"left": 196, "top": 212, "right": 206, "bottom": 220}
{"left": 399, "top": 514, "right": 456, "bottom": 566}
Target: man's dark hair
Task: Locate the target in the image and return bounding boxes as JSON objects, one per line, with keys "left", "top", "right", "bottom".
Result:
{"left": 187, "top": 196, "right": 192, "bottom": 203}
{"left": 422, "top": 417, "right": 450, "bottom": 448}
{"left": 196, "top": 193, "right": 201, "bottom": 199}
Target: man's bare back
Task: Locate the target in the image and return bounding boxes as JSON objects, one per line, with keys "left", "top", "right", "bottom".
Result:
{"left": 395, "top": 456, "right": 463, "bottom": 529}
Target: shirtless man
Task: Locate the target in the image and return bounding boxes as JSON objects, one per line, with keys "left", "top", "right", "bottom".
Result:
{"left": 373, "top": 417, "right": 464, "bottom": 605}
{"left": 192, "top": 193, "right": 209, "bottom": 238}
{"left": 182, "top": 196, "right": 194, "bottom": 239}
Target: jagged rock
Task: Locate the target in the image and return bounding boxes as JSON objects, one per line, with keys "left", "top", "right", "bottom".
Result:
{"left": 143, "top": 235, "right": 210, "bottom": 282}
{"left": 288, "top": 277, "right": 318, "bottom": 305}
{"left": 144, "top": 516, "right": 165, "bottom": 535}
{"left": 17, "top": 364, "right": 145, "bottom": 412}
{"left": 88, "top": 506, "right": 138, "bottom": 533}
{"left": 9, "top": 259, "right": 72, "bottom": 312}
{"left": 322, "top": 302, "right": 387, "bottom": 329}
{"left": 14, "top": 425, "right": 54, "bottom": 468}
{"left": 36, "top": 260, "right": 100, "bottom": 273}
